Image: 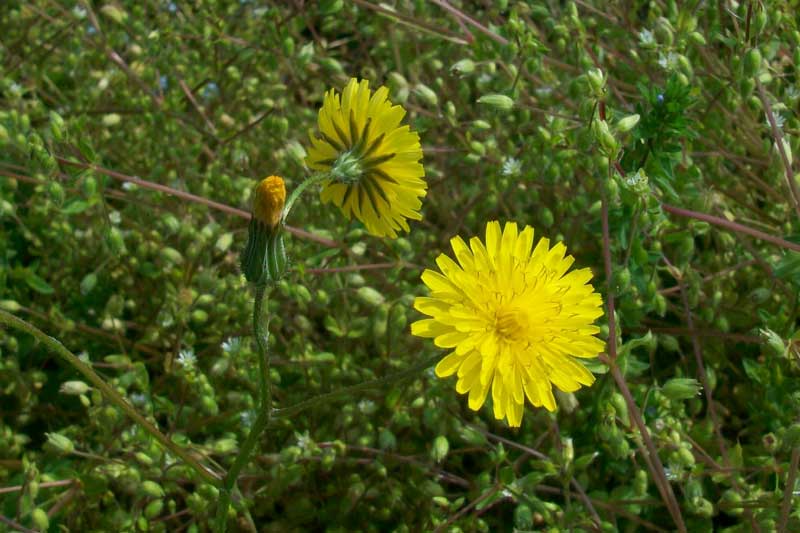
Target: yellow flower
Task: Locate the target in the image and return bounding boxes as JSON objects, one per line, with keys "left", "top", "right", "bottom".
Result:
{"left": 411, "top": 221, "right": 605, "bottom": 427}
{"left": 306, "top": 78, "right": 426, "bottom": 238}
{"left": 252, "top": 175, "right": 286, "bottom": 229}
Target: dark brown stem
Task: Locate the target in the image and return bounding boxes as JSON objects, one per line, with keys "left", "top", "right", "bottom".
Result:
{"left": 756, "top": 78, "right": 800, "bottom": 219}
{"left": 54, "top": 156, "right": 339, "bottom": 248}
{"left": 661, "top": 203, "right": 800, "bottom": 252}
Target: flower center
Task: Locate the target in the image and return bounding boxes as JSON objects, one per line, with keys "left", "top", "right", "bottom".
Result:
{"left": 494, "top": 307, "right": 529, "bottom": 342}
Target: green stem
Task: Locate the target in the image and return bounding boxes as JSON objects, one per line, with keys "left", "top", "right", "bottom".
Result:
{"left": 0, "top": 309, "right": 222, "bottom": 486}
{"left": 214, "top": 286, "right": 271, "bottom": 532}
{"left": 272, "top": 353, "right": 440, "bottom": 420}
{"left": 281, "top": 173, "right": 329, "bottom": 224}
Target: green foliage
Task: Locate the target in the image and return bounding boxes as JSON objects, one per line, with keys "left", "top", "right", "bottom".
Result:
{"left": 2, "top": 0, "right": 800, "bottom": 532}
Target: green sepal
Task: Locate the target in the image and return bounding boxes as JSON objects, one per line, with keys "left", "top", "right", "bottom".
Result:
{"left": 241, "top": 219, "right": 288, "bottom": 285}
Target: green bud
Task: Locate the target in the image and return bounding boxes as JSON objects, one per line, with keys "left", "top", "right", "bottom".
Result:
{"left": 743, "top": 48, "right": 762, "bottom": 78}
{"left": 135, "top": 452, "right": 154, "bottom": 466}
{"left": 477, "top": 93, "right": 514, "bottom": 111}
{"left": 414, "top": 84, "right": 438, "bottom": 106}
{"left": 100, "top": 4, "right": 128, "bottom": 24}
{"left": 451, "top": 59, "right": 476, "bottom": 75}
{"left": 720, "top": 489, "right": 743, "bottom": 516}
{"left": 0, "top": 299, "right": 22, "bottom": 312}
{"left": 80, "top": 272, "right": 98, "bottom": 295}
{"left": 574, "top": 452, "right": 598, "bottom": 470}
{"left": 45, "top": 432, "right": 74, "bottom": 455}
{"left": 654, "top": 18, "right": 674, "bottom": 45}
{"left": 677, "top": 447, "right": 695, "bottom": 467}
{"left": 662, "top": 377, "right": 702, "bottom": 400}
{"left": 431, "top": 435, "right": 449, "bottom": 463}
{"left": 752, "top": 9, "right": 767, "bottom": 36}
{"left": 102, "top": 113, "right": 121, "bottom": 127}
{"left": 50, "top": 110, "right": 65, "bottom": 141}
{"left": 60, "top": 380, "right": 90, "bottom": 395}
{"left": 613, "top": 268, "right": 631, "bottom": 292}
{"left": 615, "top": 114, "right": 640, "bottom": 133}
{"left": 356, "top": 286, "right": 385, "bottom": 307}
{"left": 144, "top": 499, "right": 164, "bottom": 519}
{"left": 472, "top": 119, "right": 492, "bottom": 130}
{"left": 141, "top": 480, "right": 165, "bottom": 498}
{"left": 592, "top": 119, "right": 619, "bottom": 157}
{"left": 610, "top": 392, "right": 629, "bottom": 424}
{"left": 31, "top": 508, "right": 49, "bottom": 531}
{"left": 688, "top": 31, "right": 707, "bottom": 46}
{"left": 190, "top": 309, "right": 208, "bottom": 324}
{"left": 760, "top": 328, "right": 786, "bottom": 357}
{"left": 586, "top": 68, "right": 605, "bottom": 94}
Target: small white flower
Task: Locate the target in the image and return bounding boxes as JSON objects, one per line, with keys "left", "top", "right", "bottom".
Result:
{"left": 240, "top": 410, "right": 255, "bottom": 428}
{"left": 295, "top": 431, "right": 312, "bottom": 451}
{"left": 639, "top": 29, "right": 655, "bottom": 46}
{"left": 657, "top": 52, "right": 679, "bottom": 70}
{"left": 502, "top": 157, "right": 522, "bottom": 177}
{"left": 131, "top": 393, "right": 148, "bottom": 406}
{"left": 221, "top": 337, "right": 242, "bottom": 354}
{"left": 766, "top": 113, "right": 786, "bottom": 130}
{"left": 177, "top": 348, "right": 196, "bottom": 369}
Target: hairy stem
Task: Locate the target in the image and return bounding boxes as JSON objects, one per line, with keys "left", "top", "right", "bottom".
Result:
{"left": 214, "top": 286, "right": 271, "bottom": 532}
{"left": 0, "top": 309, "right": 221, "bottom": 486}
{"left": 282, "top": 173, "right": 331, "bottom": 224}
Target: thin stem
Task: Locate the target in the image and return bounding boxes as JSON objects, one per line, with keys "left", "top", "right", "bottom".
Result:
{"left": 661, "top": 203, "right": 800, "bottom": 253}
{"left": 53, "top": 156, "right": 339, "bottom": 248}
{"left": 281, "top": 173, "right": 330, "bottom": 224}
{"left": 0, "top": 310, "right": 221, "bottom": 486}
{"left": 756, "top": 78, "right": 800, "bottom": 219}
{"left": 272, "top": 354, "right": 440, "bottom": 420}
{"left": 214, "top": 286, "right": 271, "bottom": 532}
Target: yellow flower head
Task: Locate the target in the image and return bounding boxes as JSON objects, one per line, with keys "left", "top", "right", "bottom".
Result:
{"left": 252, "top": 175, "right": 286, "bottom": 228}
{"left": 306, "top": 78, "right": 426, "bottom": 238}
{"left": 411, "top": 221, "right": 605, "bottom": 427}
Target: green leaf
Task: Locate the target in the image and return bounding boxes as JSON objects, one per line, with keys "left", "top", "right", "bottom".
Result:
{"left": 62, "top": 199, "right": 91, "bottom": 215}
{"left": 25, "top": 271, "right": 55, "bottom": 294}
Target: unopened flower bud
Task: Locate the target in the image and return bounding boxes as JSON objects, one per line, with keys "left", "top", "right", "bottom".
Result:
{"left": 241, "top": 176, "right": 288, "bottom": 285}
{"left": 586, "top": 68, "right": 605, "bottom": 94}
{"left": 60, "top": 380, "right": 91, "bottom": 395}
{"left": 615, "top": 114, "right": 640, "bottom": 133}
{"left": 661, "top": 377, "right": 702, "bottom": 400}
{"left": 451, "top": 59, "right": 476, "bottom": 75}
{"left": 45, "top": 432, "right": 74, "bottom": 455}
{"left": 477, "top": 93, "right": 514, "bottom": 111}
{"left": 431, "top": 435, "right": 449, "bottom": 463}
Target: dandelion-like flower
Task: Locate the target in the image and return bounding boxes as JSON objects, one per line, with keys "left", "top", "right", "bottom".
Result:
{"left": 306, "top": 78, "right": 426, "bottom": 238}
{"left": 411, "top": 221, "right": 605, "bottom": 427}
